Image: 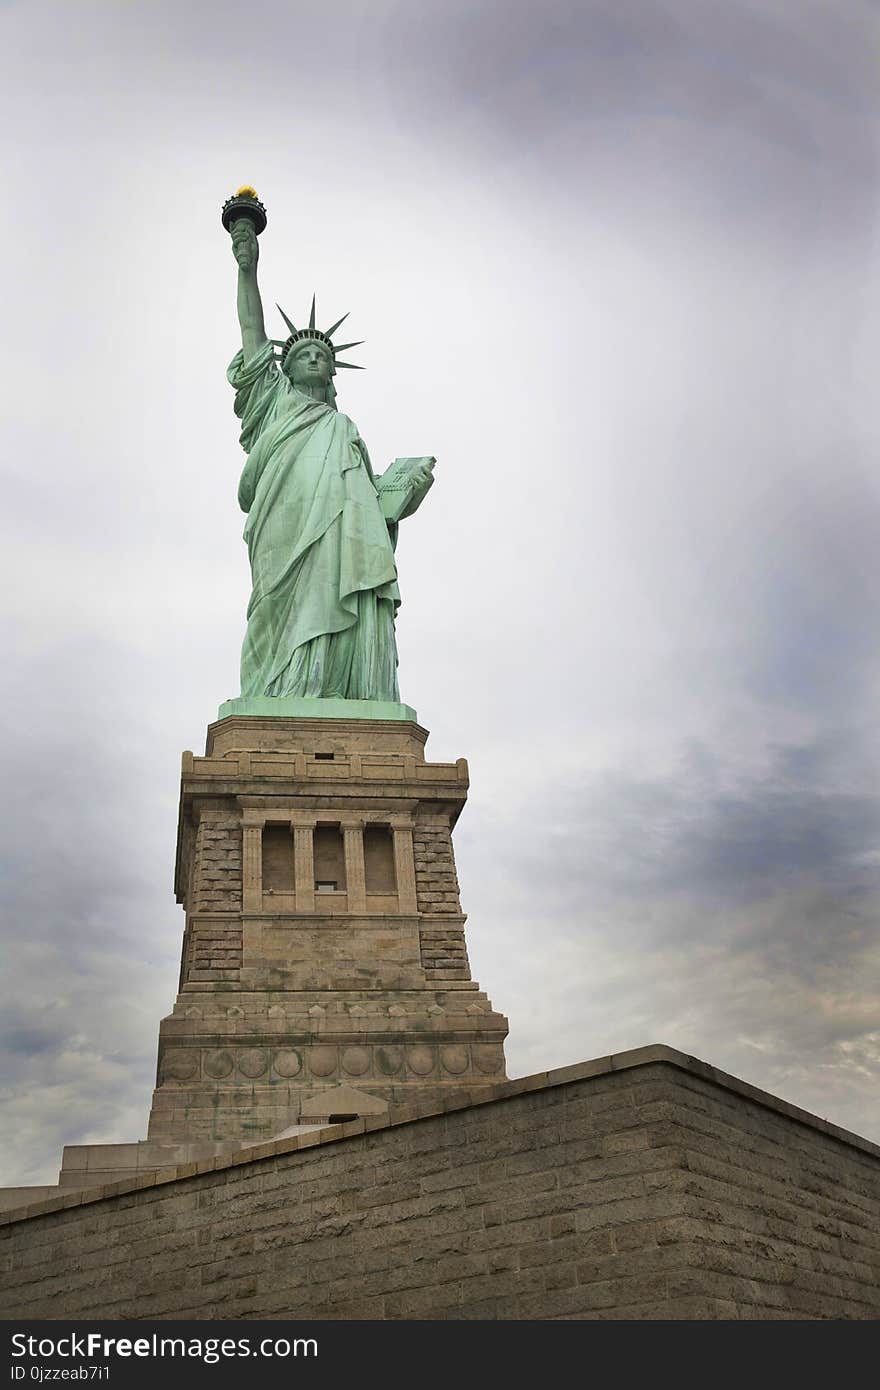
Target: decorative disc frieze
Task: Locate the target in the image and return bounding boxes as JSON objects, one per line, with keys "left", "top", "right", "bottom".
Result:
{"left": 273, "top": 1049, "right": 303, "bottom": 1078}
{"left": 376, "top": 1045, "right": 404, "bottom": 1075}
{"left": 440, "top": 1045, "right": 469, "bottom": 1074}
{"left": 308, "top": 1046, "right": 338, "bottom": 1077}
{"left": 405, "top": 1045, "right": 436, "bottom": 1076}
{"left": 161, "top": 1050, "right": 200, "bottom": 1082}
{"left": 204, "top": 1050, "right": 234, "bottom": 1079}
{"left": 157, "top": 1041, "right": 501, "bottom": 1090}
{"left": 237, "top": 1048, "right": 269, "bottom": 1078}
{"left": 341, "top": 1046, "right": 370, "bottom": 1076}
{"left": 472, "top": 1044, "right": 505, "bottom": 1074}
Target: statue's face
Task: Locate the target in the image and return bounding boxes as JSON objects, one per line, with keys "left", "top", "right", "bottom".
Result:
{"left": 287, "top": 340, "right": 333, "bottom": 388}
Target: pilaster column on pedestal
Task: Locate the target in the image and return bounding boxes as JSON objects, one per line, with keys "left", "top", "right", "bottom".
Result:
{"left": 390, "top": 815, "right": 418, "bottom": 914}
{"left": 291, "top": 813, "right": 316, "bottom": 913}
{"left": 241, "top": 812, "right": 265, "bottom": 912}
{"left": 341, "top": 817, "right": 367, "bottom": 912}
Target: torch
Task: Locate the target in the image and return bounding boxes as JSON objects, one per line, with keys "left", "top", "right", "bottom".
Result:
{"left": 221, "top": 186, "right": 268, "bottom": 235}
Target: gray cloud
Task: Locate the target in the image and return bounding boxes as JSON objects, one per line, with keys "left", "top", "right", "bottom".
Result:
{"left": 503, "top": 738, "right": 879, "bottom": 928}
{"left": 362, "top": 0, "right": 879, "bottom": 237}
{"left": 458, "top": 727, "right": 880, "bottom": 1138}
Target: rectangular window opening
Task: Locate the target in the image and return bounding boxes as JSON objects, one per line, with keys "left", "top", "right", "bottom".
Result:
{"left": 261, "top": 824, "right": 294, "bottom": 894}
{"left": 364, "top": 824, "right": 397, "bottom": 894}
{"left": 313, "top": 825, "right": 346, "bottom": 891}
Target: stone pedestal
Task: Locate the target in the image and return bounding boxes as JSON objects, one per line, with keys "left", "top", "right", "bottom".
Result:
{"left": 145, "top": 714, "right": 508, "bottom": 1145}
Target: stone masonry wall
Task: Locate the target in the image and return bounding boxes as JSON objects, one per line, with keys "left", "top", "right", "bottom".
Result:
{"left": 420, "top": 924, "right": 470, "bottom": 981}
{"left": 185, "top": 918, "right": 243, "bottom": 983}
{"left": 193, "top": 818, "right": 242, "bottom": 914}
{"left": 2, "top": 1051, "right": 878, "bottom": 1320}
{"left": 413, "top": 826, "right": 461, "bottom": 914}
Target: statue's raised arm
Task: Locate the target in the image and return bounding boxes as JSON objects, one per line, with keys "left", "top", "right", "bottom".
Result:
{"left": 230, "top": 217, "right": 267, "bottom": 363}
{"left": 221, "top": 189, "right": 269, "bottom": 363}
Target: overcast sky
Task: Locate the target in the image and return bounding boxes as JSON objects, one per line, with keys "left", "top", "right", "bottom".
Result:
{"left": 2, "top": 0, "right": 879, "bottom": 1185}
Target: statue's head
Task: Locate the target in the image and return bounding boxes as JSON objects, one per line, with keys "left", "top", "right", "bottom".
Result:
{"left": 283, "top": 336, "right": 335, "bottom": 389}
{"left": 276, "top": 296, "right": 364, "bottom": 400}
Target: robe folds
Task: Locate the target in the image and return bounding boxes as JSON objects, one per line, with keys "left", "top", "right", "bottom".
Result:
{"left": 228, "top": 342, "right": 401, "bottom": 700}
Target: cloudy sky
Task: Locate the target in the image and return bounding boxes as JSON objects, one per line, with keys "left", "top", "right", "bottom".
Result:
{"left": 2, "top": 0, "right": 879, "bottom": 1185}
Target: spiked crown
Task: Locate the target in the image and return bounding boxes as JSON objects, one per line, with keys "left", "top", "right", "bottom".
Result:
{"left": 273, "top": 295, "right": 364, "bottom": 374}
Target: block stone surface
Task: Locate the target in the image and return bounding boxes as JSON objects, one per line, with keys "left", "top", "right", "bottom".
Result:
{"left": 2, "top": 1049, "right": 878, "bottom": 1321}
{"left": 147, "top": 714, "right": 508, "bottom": 1146}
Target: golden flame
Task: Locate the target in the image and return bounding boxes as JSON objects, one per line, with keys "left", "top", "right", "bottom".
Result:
{"left": 235, "top": 185, "right": 259, "bottom": 199}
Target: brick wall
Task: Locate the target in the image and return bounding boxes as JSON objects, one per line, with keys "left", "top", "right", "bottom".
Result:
{"left": 413, "top": 826, "right": 461, "bottom": 914}
{"left": 185, "top": 917, "right": 243, "bottom": 983}
{"left": 2, "top": 1050, "right": 878, "bottom": 1320}
{"left": 420, "top": 924, "right": 470, "bottom": 981}
{"left": 193, "top": 819, "right": 242, "bottom": 913}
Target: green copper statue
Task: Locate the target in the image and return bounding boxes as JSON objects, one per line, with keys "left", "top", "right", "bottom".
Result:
{"left": 223, "top": 189, "right": 434, "bottom": 703}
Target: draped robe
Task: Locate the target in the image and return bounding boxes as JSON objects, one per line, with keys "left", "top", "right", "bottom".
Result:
{"left": 228, "top": 341, "right": 401, "bottom": 700}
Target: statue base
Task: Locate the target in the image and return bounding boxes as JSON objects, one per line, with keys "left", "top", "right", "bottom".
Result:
{"left": 141, "top": 712, "right": 507, "bottom": 1148}
{"left": 219, "top": 695, "right": 418, "bottom": 722}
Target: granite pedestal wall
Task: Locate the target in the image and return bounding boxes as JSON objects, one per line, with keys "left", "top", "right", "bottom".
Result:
{"left": 2, "top": 1047, "right": 878, "bottom": 1320}
{"left": 148, "top": 714, "right": 507, "bottom": 1146}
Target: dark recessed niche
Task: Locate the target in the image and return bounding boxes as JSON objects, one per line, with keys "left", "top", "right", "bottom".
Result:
{"left": 313, "top": 826, "right": 346, "bottom": 889}
{"left": 261, "top": 825, "right": 294, "bottom": 893}
{"left": 365, "top": 825, "right": 396, "bottom": 893}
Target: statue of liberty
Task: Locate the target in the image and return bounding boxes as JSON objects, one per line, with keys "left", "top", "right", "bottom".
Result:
{"left": 223, "top": 189, "right": 434, "bottom": 703}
